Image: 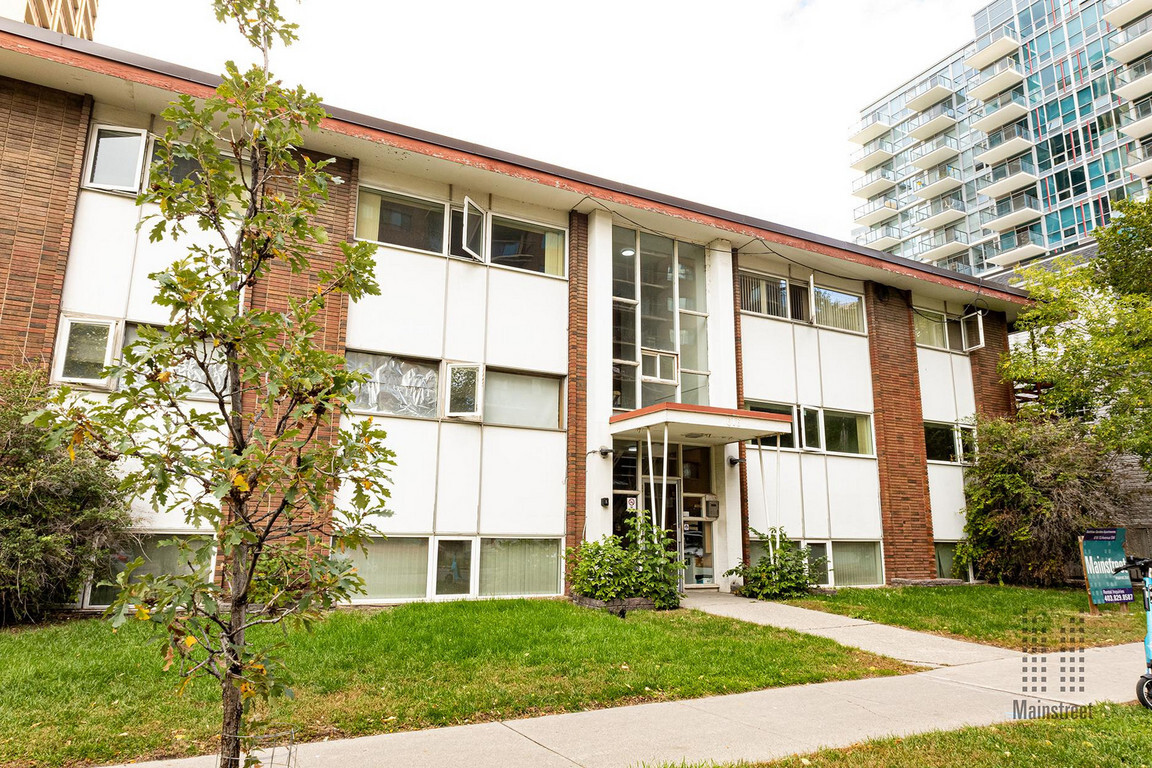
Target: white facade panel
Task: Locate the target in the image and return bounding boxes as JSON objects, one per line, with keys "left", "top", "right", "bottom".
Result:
{"left": 951, "top": 354, "right": 977, "bottom": 420}
{"left": 479, "top": 427, "right": 566, "bottom": 536}
{"left": 584, "top": 210, "right": 615, "bottom": 542}
{"left": 706, "top": 240, "right": 737, "bottom": 408}
{"left": 826, "top": 456, "right": 883, "bottom": 539}
{"left": 918, "top": 347, "right": 959, "bottom": 422}
{"left": 442, "top": 259, "right": 487, "bottom": 364}
{"left": 347, "top": 249, "right": 445, "bottom": 358}
{"left": 485, "top": 268, "right": 568, "bottom": 375}
{"left": 928, "top": 463, "right": 967, "bottom": 541}
{"left": 434, "top": 422, "right": 482, "bottom": 534}
{"left": 799, "top": 452, "right": 830, "bottom": 538}
{"left": 741, "top": 317, "right": 796, "bottom": 404}
{"left": 352, "top": 415, "right": 438, "bottom": 534}
{"left": 745, "top": 447, "right": 804, "bottom": 535}
{"left": 124, "top": 208, "right": 223, "bottom": 325}
{"left": 61, "top": 192, "right": 139, "bottom": 317}
{"left": 793, "top": 324, "right": 823, "bottom": 407}
{"left": 818, "top": 331, "right": 873, "bottom": 412}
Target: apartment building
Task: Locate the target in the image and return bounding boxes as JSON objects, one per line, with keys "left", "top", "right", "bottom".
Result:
{"left": 0, "top": 16, "right": 1029, "bottom": 605}
{"left": 0, "top": 0, "right": 97, "bottom": 39}
{"left": 851, "top": 0, "right": 1151, "bottom": 278}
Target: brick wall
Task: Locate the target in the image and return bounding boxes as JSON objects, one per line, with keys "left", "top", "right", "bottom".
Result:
{"left": 970, "top": 310, "right": 1015, "bottom": 419}
{"left": 0, "top": 76, "right": 91, "bottom": 369}
{"left": 864, "top": 282, "right": 937, "bottom": 580}
{"left": 564, "top": 212, "right": 589, "bottom": 568}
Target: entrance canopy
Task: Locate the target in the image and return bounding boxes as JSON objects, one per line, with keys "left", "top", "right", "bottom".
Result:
{"left": 608, "top": 403, "right": 791, "bottom": 446}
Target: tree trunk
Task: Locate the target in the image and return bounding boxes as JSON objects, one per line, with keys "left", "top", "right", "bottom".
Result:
{"left": 219, "top": 541, "right": 249, "bottom": 768}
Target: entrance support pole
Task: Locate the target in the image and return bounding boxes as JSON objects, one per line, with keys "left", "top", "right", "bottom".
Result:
{"left": 661, "top": 423, "right": 669, "bottom": 534}
{"left": 775, "top": 434, "right": 782, "bottom": 556}
{"left": 645, "top": 427, "right": 657, "bottom": 529}
{"left": 756, "top": 436, "right": 773, "bottom": 565}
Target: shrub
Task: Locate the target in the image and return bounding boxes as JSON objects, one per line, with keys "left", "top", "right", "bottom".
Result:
{"left": 567, "top": 513, "right": 683, "bottom": 609}
{"left": 958, "top": 414, "right": 1126, "bottom": 586}
{"left": 0, "top": 367, "right": 131, "bottom": 624}
{"left": 724, "top": 528, "right": 823, "bottom": 600}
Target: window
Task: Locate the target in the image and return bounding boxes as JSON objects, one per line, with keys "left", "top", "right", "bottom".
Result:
{"left": 814, "top": 287, "right": 865, "bottom": 333}
{"left": 913, "top": 308, "right": 985, "bottom": 352}
{"left": 483, "top": 370, "right": 562, "bottom": 429}
{"left": 346, "top": 537, "right": 429, "bottom": 600}
{"left": 88, "top": 533, "right": 209, "bottom": 606}
{"left": 800, "top": 406, "right": 873, "bottom": 455}
{"left": 85, "top": 126, "right": 147, "bottom": 192}
{"left": 746, "top": 401, "right": 796, "bottom": 448}
{"left": 924, "top": 422, "right": 976, "bottom": 464}
{"left": 435, "top": 539, "right": 473, "bottom": 596}
{"left": 831, "top": 541, "right": 883, "bottom": 586}
{"left": 446, "top": 364, "right": 481, "bottom": 417}
{"left": 347, "top": 351, "right": 439, "bottom": 418}
{"left": 462, "top": 196, "right": 485, "bottom": 261}
{"left": 935, "top": 541, "right": 962, "bottom": 580}
{"left": 490, "top": 217, "right": 565, "bottom": 276}
{"left": 149, "top": 140, "right": 201, "bottom": 185}
{"left": 355, "top": 188, "right": 445, "bottom": 253}
{"left": 121, "top": 324, "right": 227, "bottom": 399}
{"left": 56, "top": 316, "right": 117, "bottom": 386}
{"left": 613, "top": 227, "right": 709, "bottom": 409}
{"left": 479, "top": 539, "right": 561, "bottom": 596}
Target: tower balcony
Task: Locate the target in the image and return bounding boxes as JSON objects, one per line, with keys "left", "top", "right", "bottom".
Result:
{"left": 916, "top": 228, "right": 970, "bottom": 262}
{"left": 1104, "top": 0, "right": 1152, "bottom": 28}
{"left": 850, "top": 139, "right": 895, "bottom": 171}
{"left": 1117, "top": 53, "right": 1152, "bottom": 101}
{"left": 988, "top": 229, "right": 1046, "bottom": 267}
{"left": 974, "top": 122, "right": 1033, "bottom": 166}
{"left": 908, "top": 103, "right": 957, "bottom": 140}
{"left": 912, "top": 164, "right": 963, "bottom": 199}
{"left": 1120, "top": 95, "right": 1152, "bottom": 138}
{"left": 853, "top": 196, "right": 899, "bottom": 227}
{"left": 904, "top": 74, "right": 954, "bottom": 113}
{"left": 1109, "top": 13, "right": 1152, "bottom": 64}
{"left": 851, "top": 167, "right": 897, "bottom": 198}
{"left": 855, "top": 225, "right": 903, "bottom": 251}
{"left": 911, "top": 134, "right": 961, "bottom": 169}
{"left": 976, "top": 156, "right": 1038, "bottom": 199}
{"left": 969, "top": 56, "right": 1025, "bottom": 102}
{"left": 849, "top": 112, "right": 892, "bottom": 145}
{"left": 1127, "top": 140, "right": 1152, "bottom": 178}
{"left": 983, "top": 192, "right": 1042, "bottom": 232}
{"left": 971, "top": 88, "right": 1029, "bottom": 133}
{"left": 914, "top": 197, "right": 967, "bottom": 230}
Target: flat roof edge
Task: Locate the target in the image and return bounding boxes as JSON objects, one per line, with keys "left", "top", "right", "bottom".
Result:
{"left": 0, "top": 18, "right": 1027, "bottom": 301}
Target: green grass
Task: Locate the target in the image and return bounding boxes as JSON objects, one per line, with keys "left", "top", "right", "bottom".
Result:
{"left": 786, "top": 584, "right": 1147, "bottom": 649}
{"left": 669, "top": 702, "right": 1152, "bottom": 767}
{"left": 0, "top": 599, "right": 911, "bottom": 767}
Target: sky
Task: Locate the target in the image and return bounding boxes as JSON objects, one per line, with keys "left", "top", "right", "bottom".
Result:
{"left": 93, "top": 0, "right": 987, "bottom": 243}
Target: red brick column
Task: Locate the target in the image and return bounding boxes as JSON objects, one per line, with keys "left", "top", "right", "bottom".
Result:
{"left": 0, "top": 77, "right": 91, "bottom": 369}
{"left": 970, "top": 310, "right": 1015, "bottom": 419}
{"left": 732, "top": 249, "right": 751, "bottom": 565}
{"left": 864, "top": 282, "right": 936, "bottom": 580}
{"left": 564, "top": 212, "right": 589, "bottom": 568}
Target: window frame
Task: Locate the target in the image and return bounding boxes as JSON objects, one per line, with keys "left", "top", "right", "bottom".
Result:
{"left": 353, "top": 185, "right": 450, "bottom": 257}
{"left": 913, "top": 307, "right": 984, "bottom": 353}
{"left": 961, "top": 311, "right": 985, "bottom": 351}
{"left": 798, "top": 405, "right": 876, "bottom": 457}
{"left": 54, "top": 314, "right": 121, "bottom": 388}
{"left": 738, "top": 269, "right": 866, "bottom": 335}
{"left": 429, "top": 536, "right": 479, "bottom": 600}
{"left": 481, "top": 368, "right": 566, "bottom": 431}
{"left": 82, "top": 124, "right": 149, "bottom": 194}
{"left": 345, "top": 349, "right": 442, "bottom": 420}
{"left": 640, "top": 349, "right": 679, "bottom": 386}
{"left": 82, "top": 530, "right": 217, "bottom": 609}
{"left": 487, "top": 212, "right": 569, "bottom": 279}
{"left": 746, "top": 400, "right": 798, "bottom": 450}
{"left": 924, "top": 421, "right": 977, "bottom": 465}
{"left": 444, "top": 362, "right": 484, "bottom": 419}
{"left": 462, "top": 196, "right": 486, "bottom": 261}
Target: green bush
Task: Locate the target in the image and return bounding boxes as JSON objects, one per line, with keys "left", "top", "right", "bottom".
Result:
{"left": 567, "top": 513, "right": 683, "bottom": 609}
{"left": 724, "top": 528, "right": 823, "bottom": 600}
{"left": 959, "top": 414, "right": 1124, "bottom": 586}
{"left": 0, "top": 367, "right": 130, "bottom": 624}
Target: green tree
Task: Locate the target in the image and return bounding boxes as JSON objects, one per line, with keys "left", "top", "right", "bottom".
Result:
{"left": 959, "top": 414, "right": 1126, "bottom": 586}
{"left": 0, "top": 367, "right": 130, "bottom": 624}
{"left": 35, "top": 2, "right": 393, "bottom": 764}
{"left": 1005, "top": 197, "right": 1152, "bottom": 469}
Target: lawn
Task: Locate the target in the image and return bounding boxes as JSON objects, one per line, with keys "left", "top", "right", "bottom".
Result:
{"left": 670, "top": 702, "right": 1152, "bottom": 767}
{"left": 0, "top": 599, "right": 910, "bottom": 768}
{"left": 786, "top": 584, "right": 1147, "bottom": 649}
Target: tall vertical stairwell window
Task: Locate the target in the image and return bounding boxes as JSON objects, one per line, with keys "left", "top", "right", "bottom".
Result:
{"left": 611, "top": 227, "right": 709, "bottom": 409}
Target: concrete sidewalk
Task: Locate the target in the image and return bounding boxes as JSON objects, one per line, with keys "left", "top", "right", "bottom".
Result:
{"left": 106, "top": 594, "right": 1144, "bottom": 768}
{"left": 681, "top": 592, "right": 1017, "bottom": 667}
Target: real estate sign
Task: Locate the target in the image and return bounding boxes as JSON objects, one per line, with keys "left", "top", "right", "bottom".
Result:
{"left": 1080, "top": 528, "right": 1134, "bottom": 606}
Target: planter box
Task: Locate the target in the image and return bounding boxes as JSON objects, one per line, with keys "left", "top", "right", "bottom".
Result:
{"left": 571, "top": 594, "right": 658, "bottom": 617}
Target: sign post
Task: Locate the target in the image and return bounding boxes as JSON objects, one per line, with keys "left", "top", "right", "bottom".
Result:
{"left": 1080, "top": 528, "right": 1135, "bottom": 615}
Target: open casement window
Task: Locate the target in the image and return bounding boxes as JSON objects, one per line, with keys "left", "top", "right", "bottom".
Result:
{"left": 462, "top": 196, "right": 486, "bottom": 261}
{"left": 445, "top": 363, "right": 483, "bottom": 418}
{"left": 640, "top": 350, "right": 678, "bottom": 385}
{"left": 961, "top": 311, "right": 985, "bottom": 351}
{"left": 84, "top": 126, "right": 148, "bottom": 193}
{"left": 56, "top": 316, "right": 118, "bottom": 387}
{"left": 801, "top": 407, "right": 823, "bottom": 450}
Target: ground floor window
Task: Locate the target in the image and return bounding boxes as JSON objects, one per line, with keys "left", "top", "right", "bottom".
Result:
{"left": 935, "top": 541, "right": 962, "bottom": 580}
{"left": 749, "top": 538, "right": 830, "bottom": 586}
{"left": 830, "top": 541, "right": 883, "bottom": 586}
{"left": 349, "top": 537, "right": 429, "bottom": 599}
{"left": 479, "top": 539, "right": 561, "bottom": 596}
{"left": 87, "top": 533, "right": 209, "bottom": 607}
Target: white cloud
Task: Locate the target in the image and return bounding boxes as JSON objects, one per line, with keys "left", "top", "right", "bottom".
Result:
{"left": 94, "top": 0, "right": 984, "bottom": 241}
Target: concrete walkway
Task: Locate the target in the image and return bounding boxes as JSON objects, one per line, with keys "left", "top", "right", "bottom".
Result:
{"left": 106, "top": 596, "right": 1145, "bottom": 768}
{"left": 681, "top": 592, "right": 1017, "bottom": 667}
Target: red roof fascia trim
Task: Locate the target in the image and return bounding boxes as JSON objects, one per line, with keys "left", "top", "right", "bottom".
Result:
{"left": 608, "top": 402, "right": 792, "bottom": 425}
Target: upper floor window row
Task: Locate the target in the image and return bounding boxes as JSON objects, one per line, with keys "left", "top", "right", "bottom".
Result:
{"left": 355, "top": 188, "right": 566, "bottom": 278}
{"left": 84, "top": 126, "right": 205, "bottom": 194}
{"left": 913, "top": 308, "right": 985, "bottom": 353}
{"left": 738, "top": 270, "right": 865, "bottom": 334}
